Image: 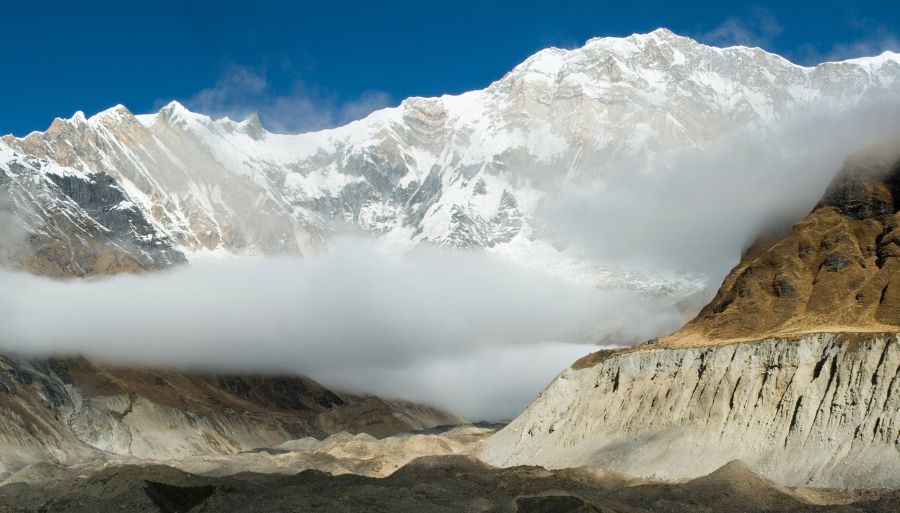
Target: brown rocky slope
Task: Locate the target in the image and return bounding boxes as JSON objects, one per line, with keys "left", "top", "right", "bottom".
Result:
{"left": 667, "top": 144, "right": 900, "bottom": 346}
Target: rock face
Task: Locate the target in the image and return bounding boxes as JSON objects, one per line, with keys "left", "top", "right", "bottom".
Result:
{"left": 0, "top": 146, "right": 184, "bottom": 276}
{"left": 482, "top": 333, "right": 899, "bottom": 487}
{"left": 0, "top": 356, "right": 461, "bottom": 478}
{"left": 482, "top": 148, "right": 900, "bottom": 488}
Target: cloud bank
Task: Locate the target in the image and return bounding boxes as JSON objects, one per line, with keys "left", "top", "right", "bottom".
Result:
{"left": 0, "top": 239, "right": 682, "bottom": 420}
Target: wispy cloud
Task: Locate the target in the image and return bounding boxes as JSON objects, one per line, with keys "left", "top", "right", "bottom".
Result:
{"left": 804, "top": 27, "right": 899, "bottom": 64}
{"left": 699, "top": 8, "right": 783, "bottom": 49}
{"left": 782, "top": 13, "right": 900, "bottom": 65}
{"left": 179, "top": 64, "right": 393, "bottom": 133}
{"left": 545, "top": 101, "right": 900, "bottom": 285}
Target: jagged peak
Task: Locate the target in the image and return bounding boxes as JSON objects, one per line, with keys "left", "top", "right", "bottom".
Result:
{"left": 131, "top": 101, "right": 193, "bottom": 128}
{"left": 41, "top": 111, "right": 88, "bottom": 134}
{"left": 47, "top": 116, "right": 77, "bottom": 134}
{"left": 236, "top": 112, "right": 266, "bottom": 139}
{"left": 87, "top": 104, "right": 135, "bottom": 125}
{"left": 587, "top": 28, "right": 899, "bottom": 70}
{"left": 584, "top": 27, "right": 687, "bottom": 48}
{"left": 69, "top": 111, "right": 88, "bottom": 124}
{"left": 156, "top": 100, "right": 200, "bottom": 123}
{"left": 36, "top": 105, "right": 138, "bottom": 136}
{"left": 143, "top": 101, "right": 274, "bottom": 139}
{"left": 159, "top": 100, "right": 190, "bottom": 115}
{"left": 155, "top": 100, "right": 225, "bottom": 132}
{"left": 510, "top": 28, "right": 792, "bottom": 80}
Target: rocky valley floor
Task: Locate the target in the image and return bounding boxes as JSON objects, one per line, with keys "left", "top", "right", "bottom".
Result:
{"left": 0, "top": 455, "right": 898, "bottom": 513}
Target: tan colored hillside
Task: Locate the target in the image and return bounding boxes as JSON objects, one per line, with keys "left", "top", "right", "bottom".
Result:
{"left": 661, "top": 143, "right": 900, "bottom": 347}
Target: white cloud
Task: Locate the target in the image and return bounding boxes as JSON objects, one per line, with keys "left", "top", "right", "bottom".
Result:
{"left": 822, "top": 30, "right": 899, "bottom": 63}
{"left": 0, "top": 238, "right": 682, "bottom": 420}
{"left": 546, "top": 100, "right": 900, "bottom": 289}
{"left": 790, "top": 21, "right": 899, "bottom": 65}
{"left": 180, "top": 64, "right": 392, "bottom": 133}
{"left": 699, "top": 8, "right": 783, "bottom": 49}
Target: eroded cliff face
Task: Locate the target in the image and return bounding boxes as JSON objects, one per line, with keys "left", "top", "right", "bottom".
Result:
{"left": 481, "top": 333, "right": 899, "bottom": 488}
{"left": 0, "top": 357, "right": 461, "bottom": 478}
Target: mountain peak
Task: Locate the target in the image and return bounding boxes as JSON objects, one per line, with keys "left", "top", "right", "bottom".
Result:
{"left": 157, "top": 100, "right": 201, "bottom": 122}
{"left": 88, "top": 104, "right": 135, "bottom": 125}
{"left": 648, "top": 27, "right": 676, "bottom": 37}
{"left": 160, "top": 100, "right": 189, "bottom": 113}
{"left": 238, "top": 112, "right": 265, "bottom": 139}
{"left": 46, "top": 111, "right": 87, "bottom": 134}
{"left": 835, "top": 50, "right": 900, "bottom": 68}
{"left": 584, "top": 27, "right": 688, "bottom": 51}
{"left": 5, "top": 30, "right": 900, "bottom": 282}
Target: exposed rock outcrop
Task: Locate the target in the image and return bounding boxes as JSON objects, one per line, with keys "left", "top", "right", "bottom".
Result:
{"left": 4, "top": 30, "right": 900, "bottom": 294}
{"left": 482, "top": 333, "right": 899, "bottom": 487}
{"left": 0, "top": 356, "right": 462, "bottom": 478}
{"left": 0, "top": 151, "right": 184, "bottom": 276}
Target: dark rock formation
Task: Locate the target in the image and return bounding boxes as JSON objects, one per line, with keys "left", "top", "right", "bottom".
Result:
{"left": 0, "top": 156, "right": 184, "bottom": 276}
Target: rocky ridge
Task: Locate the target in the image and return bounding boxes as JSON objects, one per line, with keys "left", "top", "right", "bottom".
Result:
{"left": 0, "top": 355, "right": 461, "bottom": 478}
{"left": 0, "top": 145, "right": 183, "bottom": 276}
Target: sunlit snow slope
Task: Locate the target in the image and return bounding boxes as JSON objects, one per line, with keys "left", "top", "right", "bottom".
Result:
{"left": 2, "top": 29, "right": 899, "bottom": 291}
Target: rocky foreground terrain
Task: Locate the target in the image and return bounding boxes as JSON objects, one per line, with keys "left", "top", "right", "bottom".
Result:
{"left": 0, "top": 457, "right": 898, "bottom": 513}
{"left": 481, "top": 147, "right": 900, "bottom": 489}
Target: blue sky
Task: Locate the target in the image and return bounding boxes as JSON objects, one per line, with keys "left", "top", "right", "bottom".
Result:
{"left": 2, "top": 0, "right": 899, "bottom": 136}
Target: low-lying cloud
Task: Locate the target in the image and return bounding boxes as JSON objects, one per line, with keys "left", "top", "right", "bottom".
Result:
{"left": 5, "top": 99, "right": 900, "bottom": 421}
{"left": 0, "top": 239, "right": 682, "bottom": 420}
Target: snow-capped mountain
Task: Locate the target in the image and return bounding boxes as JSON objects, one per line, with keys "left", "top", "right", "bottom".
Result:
{"left": 2, "top": 29, "right": 899, "bottom": 286}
